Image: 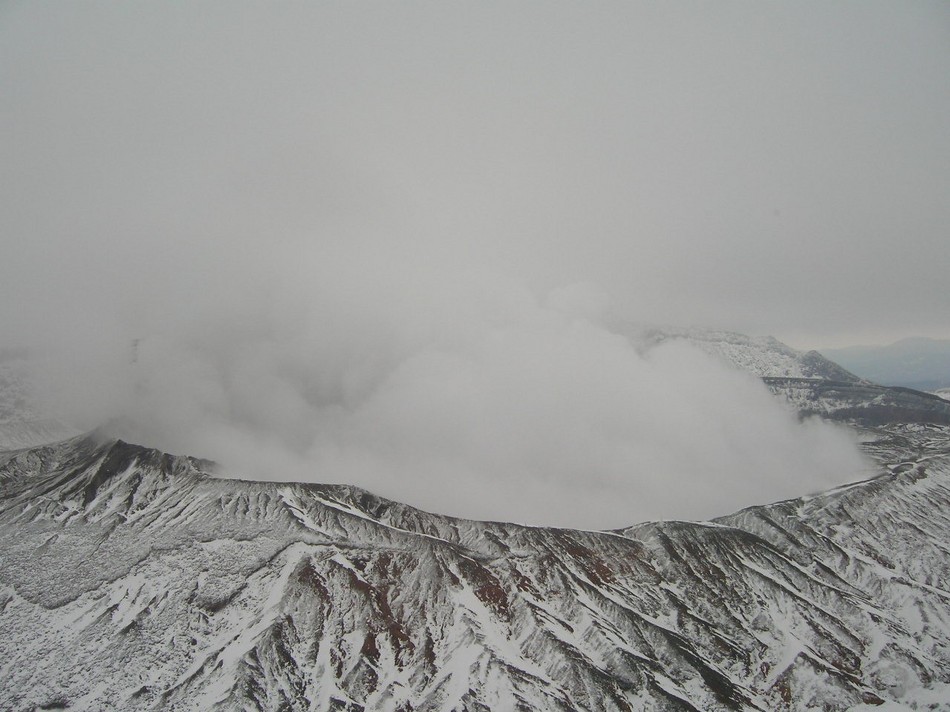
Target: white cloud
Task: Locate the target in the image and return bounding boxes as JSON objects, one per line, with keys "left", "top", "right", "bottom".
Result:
{"left": 3, "top": 2, "right": 919, "bottom": 526}
{"left": 37, "top": 270, "right": 870, "bottom": 528}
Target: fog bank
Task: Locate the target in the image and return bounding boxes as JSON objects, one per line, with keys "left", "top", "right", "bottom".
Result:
{"left": 28, "top": 270, "right": 869, "bottom": 527}
{"left": 2, "top": 1, "right": 914, "bottom": 526}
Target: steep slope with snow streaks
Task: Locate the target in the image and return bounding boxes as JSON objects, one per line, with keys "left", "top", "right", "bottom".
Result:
{"left": 1, "top": 422, "right": 949, "bottom": 710}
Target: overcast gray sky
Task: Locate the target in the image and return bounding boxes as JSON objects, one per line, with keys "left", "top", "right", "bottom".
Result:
{"left": 3, "top": 1, "right": 948, "bottom": 349}
{"left": 0, "top": 2, "right": 942, "bottom": 525}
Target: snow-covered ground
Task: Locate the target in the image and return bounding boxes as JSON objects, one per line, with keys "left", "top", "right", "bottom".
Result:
{"left": 0, "top": 418, "right": 948, "bottom": 710}
{"left": 1, "top": 333, "right": 949, "bottom": 710}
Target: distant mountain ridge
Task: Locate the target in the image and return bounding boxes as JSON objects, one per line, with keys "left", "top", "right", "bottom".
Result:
{"left": 821, "top": 337, "right": 950, "bottom": 391}
{"left": 626, "top": 326, "right": 950, "bottom": 425}
{"left": 626, "top": 325, "right": 861, "bottom": 381}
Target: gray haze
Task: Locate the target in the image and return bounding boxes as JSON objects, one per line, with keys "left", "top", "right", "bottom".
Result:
{"left": 822, "top": 337, "right": 950, "bottom": 391}
{"left": 1, "top": 2, "right": 940, "bottom": 525}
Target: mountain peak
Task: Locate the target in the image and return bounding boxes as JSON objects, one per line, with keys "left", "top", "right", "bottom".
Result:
{"left": 625, "top": 324, "right": 863, "bottom": 381}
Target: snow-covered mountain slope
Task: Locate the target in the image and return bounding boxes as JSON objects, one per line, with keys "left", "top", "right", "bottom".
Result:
{"left": 764, "top": 378, "right": 950, "bottom": 426}
{"left": 1, "top": 421, "right": 949, "bottom": 711}
{"left": 630, "top": 326, "right": 861, "bottom": 382}
{"left": 618, "top": 325, "right": 950, "bottom": 427}
{"left": 1, "top": 335, "right": 948, "bottom": 710}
